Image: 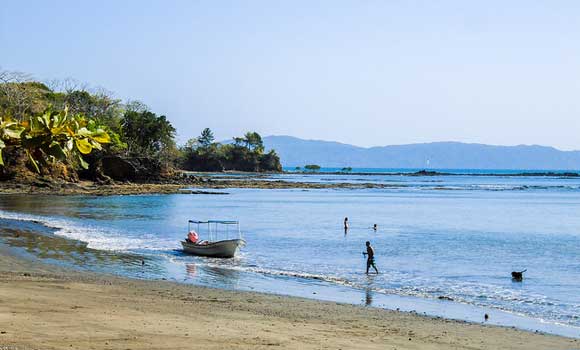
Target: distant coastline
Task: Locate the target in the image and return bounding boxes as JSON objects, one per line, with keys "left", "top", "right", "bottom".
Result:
{"left": 264, "top": 135, "right": 580, "bottom": 170}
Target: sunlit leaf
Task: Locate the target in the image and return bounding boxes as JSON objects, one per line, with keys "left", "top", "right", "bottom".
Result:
{"left": 91, "top": 131, "right": 111, "bottom": 144}
{"left": 77, "top": 154, "right": 89, "bottom": 170}
{"left": 4, "top": 125, "right": 24, "bottom": 139}
{"left": 42, "top": 113, "right": 51, "bottom": 128}
{"left": 75, "top": 138, "right": 92, "bottom": 154}
{"left": 77, "top": 127, "right": 92, "bottom": 137}
{"left": 26, "top": 150, "right": 40, "bottom": 173}
{"left": 49, "top": 143, "right": 67, "bottom": 161}
{"left": 89, "top": 139, "right": 102, "bottom": 151}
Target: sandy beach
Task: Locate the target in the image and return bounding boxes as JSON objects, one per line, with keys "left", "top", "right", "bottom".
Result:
{"left": 0, "top": 245, "right": 577, "bottom": 350}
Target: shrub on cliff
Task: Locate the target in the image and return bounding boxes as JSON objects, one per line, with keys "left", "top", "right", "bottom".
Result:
{"left": 0, "top": 109, "right": 111, "bottom": 179}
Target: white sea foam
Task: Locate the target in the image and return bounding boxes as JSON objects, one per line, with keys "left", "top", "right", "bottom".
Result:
{"left": 174, "top": 257, "right": 580, "bottom": 329}
{"left": 0, "top": 209, "right": 175, "bottom": 251}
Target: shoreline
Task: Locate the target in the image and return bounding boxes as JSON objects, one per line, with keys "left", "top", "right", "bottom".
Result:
{"left": 1, "top": 167, "right": 579, "bottom": 196}
{"left": 0, "top": 179, "right": 407, "bottom": 196}
{"left": 0, "top": 241, "right": 578, "bottom": 350}
{"left": 187, "top": 169, "right": 580, "bottom": 177}
{"left": 1, "top": 213, "right": 579, "bottom": 340}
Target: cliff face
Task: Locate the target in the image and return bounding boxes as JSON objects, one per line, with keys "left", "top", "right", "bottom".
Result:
{"left": 0, "top": 147, "right": 78, "bottom": 183}
{"left": 0, "top": 148, "right": 178, "bottom": 186}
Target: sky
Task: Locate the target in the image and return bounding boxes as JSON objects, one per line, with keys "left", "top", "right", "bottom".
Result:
{"left": 2, "top": 1, "right": 580, "bottom": 149}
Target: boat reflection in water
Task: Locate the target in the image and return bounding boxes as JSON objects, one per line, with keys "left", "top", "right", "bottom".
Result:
{"left": 184, "top": 261, "right": 241, "bottom": 288}
{"left": 185, "top": 263, "right": 197, "bottom": 278}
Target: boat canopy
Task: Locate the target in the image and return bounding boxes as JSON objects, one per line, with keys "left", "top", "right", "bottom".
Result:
{"left": 188, "top": 219, "right": 242, "bottom": 242}
{"left": 188, "top": 220, "right": 239, "bottom": 225}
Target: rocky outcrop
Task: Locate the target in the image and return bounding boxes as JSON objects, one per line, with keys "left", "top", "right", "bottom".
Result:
{"left": 99, "top": 156, "right": 165, "bottom": 182}
{"left": 0, "top": 146, "right": 78, "bottom": 183}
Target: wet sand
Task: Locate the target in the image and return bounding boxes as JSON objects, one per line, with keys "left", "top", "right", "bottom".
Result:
{"left": 0, "top": 245, "right": 577, "bottom": 350}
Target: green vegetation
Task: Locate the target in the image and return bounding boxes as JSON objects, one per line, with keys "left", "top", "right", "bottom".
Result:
{"left": 20, "top": 109, "right": 111, "bottom": 172}
{"left": 304, "top": 164, "right": 321, "bottom": 172}
{"left": 0, "top": 106, "right": 111, "bottom": 177}
{"left": 180, "top": 129, "right": 281, "bottom": 172}
{"left": 0, "top": 69, "right": 282, "bottom": 182}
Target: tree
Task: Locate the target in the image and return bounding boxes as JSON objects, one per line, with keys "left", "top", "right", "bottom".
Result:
{"left": 304, "top": 164, "right": 321, "bottom": 172}
{"left": 232, "top": 136, "right": 245, "bottom": 147}
{"left": 199, "top": 128, "right": 214, "bottom": 148}
{"left": 125, "top": 100, "right": 149, "bottom": 113}
{"left": 63, "top": 89, "right": 122, "bottom": 129}
{"left": 0, "top": 69, "right": 50, "bottom": 119}
{"left": 180, "top": 130, "right": 281, "bottom": 172}
{"left": 121, "top": 109, "right": 175, "bottom": 157}
{"left": 244, "top": 132, "right": 264, "bottom": 153}
{"left": 259, "top": 150, "right": 282, "bottom": 172}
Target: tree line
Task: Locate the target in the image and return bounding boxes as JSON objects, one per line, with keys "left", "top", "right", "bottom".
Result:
{"left": 180, "top": 128, "right": 280, "bottom": 172}
{"left": 0, "top": 69, "right": 281, "bottom": 181}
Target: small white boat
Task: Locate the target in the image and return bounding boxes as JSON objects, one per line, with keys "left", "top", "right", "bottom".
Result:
{"left": 181, "top": 220, "right": 245, "bottom": 258}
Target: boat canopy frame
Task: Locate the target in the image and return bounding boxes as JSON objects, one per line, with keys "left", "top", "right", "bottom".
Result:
{"left": 188, "top": 219, "right": 242, "bottom": 242}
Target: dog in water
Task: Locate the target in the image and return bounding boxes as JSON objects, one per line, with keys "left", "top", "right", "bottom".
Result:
{"left": 511, "top": 269, "right": 527, "bottom": 281}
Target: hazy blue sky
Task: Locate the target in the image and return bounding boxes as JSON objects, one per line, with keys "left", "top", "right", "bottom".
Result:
{"left": 2, "top": 1, "right": 580, "bottom": 149}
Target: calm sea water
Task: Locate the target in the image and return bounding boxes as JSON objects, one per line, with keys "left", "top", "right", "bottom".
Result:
{"left": 0, "top": 172, "right": 579, "bottom": 337}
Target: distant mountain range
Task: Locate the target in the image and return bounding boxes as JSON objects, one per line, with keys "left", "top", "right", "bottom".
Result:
{"left": 262, "top": 136, "right": 580, "bottom": 170}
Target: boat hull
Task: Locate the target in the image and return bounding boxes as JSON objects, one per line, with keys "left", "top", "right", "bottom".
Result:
{"left": 181, "top": 239, "right": 245, "bottom": 258}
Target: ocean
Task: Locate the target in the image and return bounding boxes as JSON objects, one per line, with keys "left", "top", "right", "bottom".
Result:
{"left": 0, "top": 170, "right": 579, "bottom": 338}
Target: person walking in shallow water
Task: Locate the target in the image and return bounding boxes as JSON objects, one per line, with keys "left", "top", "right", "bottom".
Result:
{"left": 344, "top": 217, "right": 349, "bottom": 234}
{"left": 363, "top": 241, "right": 379, "bottom": 274}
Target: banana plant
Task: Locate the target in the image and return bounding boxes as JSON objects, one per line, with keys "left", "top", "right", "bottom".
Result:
{"left": 20, "top": 108, "right": 111, "bottom": 172}
{"left": 0, "top": 116, "right": 25, "bottom": 165}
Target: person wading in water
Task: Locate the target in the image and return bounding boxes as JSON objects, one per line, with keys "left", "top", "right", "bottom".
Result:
{"left": 363, "top": 241, "right": 379, "bottom": 274}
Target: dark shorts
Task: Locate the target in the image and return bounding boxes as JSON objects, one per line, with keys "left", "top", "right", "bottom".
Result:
{"left": 367, "top": 258, "right": 376, "bottom": 267}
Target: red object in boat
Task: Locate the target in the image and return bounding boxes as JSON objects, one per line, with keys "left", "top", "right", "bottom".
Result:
{"left": 187, "top": 231, "right": 199, "bottom": 243}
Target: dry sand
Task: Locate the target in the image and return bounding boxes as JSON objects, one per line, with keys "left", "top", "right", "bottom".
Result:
{"left": 0, "top": 246, "right": 578, "bottom": 350}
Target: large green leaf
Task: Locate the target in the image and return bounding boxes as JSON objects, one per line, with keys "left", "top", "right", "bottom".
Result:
{"left": 0, "top": 139, "right": 5, "bottom": 166}
{"left": 77, "top": 154, "right": 89, "bottom": 170}
{"left": 48, "top": 142, "right": 67, "bottom": 161}
{"left": 1, "top": 111, "right": 111, "bottom": 172}
{"left": 77, "top": 127, "right": 92, "bottom": 137}
{"left": 91, "top": 130, "right": 111, "bottom": 144}
{"left": 75, "top": 138, "right": 92, "bottom": 154}
{"left": 26, "top": 150, "right": 40, "bottom": 173}
{"left": 4, "top": 126, "right": 24, "bottom": 139}
{"left": 39, "top": 113, "right": 51, "bottom": 129}
{"left": 88, "top": 139, "right": 102, "bottom": 151}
